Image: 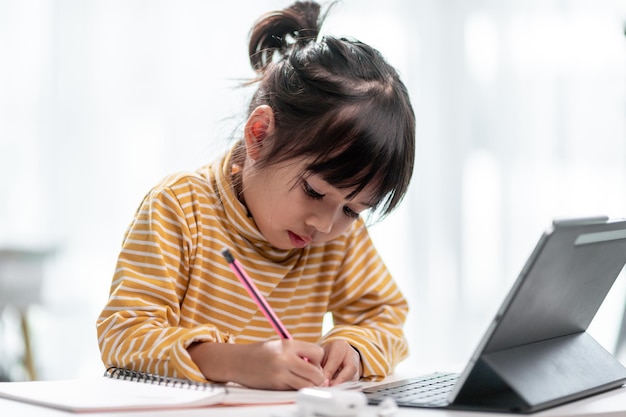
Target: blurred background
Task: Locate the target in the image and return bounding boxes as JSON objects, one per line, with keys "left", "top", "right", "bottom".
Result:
{"left": 1, "top": 0, "right": 625, "bottom": 381}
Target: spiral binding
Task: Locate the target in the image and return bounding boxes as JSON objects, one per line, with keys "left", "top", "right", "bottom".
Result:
{"left": 104, "top": 367, "right": 217, "bottom": 391}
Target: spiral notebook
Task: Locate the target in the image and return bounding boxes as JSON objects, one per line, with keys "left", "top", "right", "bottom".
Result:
{"left": 0, "top": 367, "right": 299, "bottom": 412}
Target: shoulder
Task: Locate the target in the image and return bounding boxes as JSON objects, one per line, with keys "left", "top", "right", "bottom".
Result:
{"left": 341, "top": 217, "right": 374, "bottom": 245}
{"left": 337, "top": 217, "right": 383, "bottom": 264}
{"left": 154, "top": 166, "right": 213, "bottom": 193}
{"left": 147, "top": 165, "right": 215, "bottom": 200}
{"left": 133, "top": 164, "right": 224, "bottom": 223}
{"left": 316, "top": 217, "right": 375, "bottom": 259}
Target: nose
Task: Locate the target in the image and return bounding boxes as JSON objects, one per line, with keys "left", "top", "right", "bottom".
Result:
{"left": 305, "top": 209, "right": 334, "bottom": 234}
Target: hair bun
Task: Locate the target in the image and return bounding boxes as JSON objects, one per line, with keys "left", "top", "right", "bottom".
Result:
{"left": 249, "top": 1, "right": 324, "bottom": 73}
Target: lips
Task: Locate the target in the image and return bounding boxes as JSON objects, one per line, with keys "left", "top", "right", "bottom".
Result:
{"left": 288, "top": 231, "right": 311, "bottom": 248}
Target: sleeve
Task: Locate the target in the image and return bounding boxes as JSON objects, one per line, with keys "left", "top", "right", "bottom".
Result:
{"left": 96, "top": 183, "right": 232, "bottom": 382}
{"left": 319, "top": 219, "right": 410, "bottom": 381}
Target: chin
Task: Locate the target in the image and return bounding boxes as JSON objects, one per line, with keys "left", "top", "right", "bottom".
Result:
{"left": 263, "top": 235, "right": 292, "bottom": 250}
{"left": 276, "top": 241, "right": 297, "bottom": 250}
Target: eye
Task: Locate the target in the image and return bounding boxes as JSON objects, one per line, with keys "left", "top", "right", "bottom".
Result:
{"left": 303, "top": 181, "right": 324, "bottom": 200}
{"left": 343, "top": 206, "right": 360, "bottom": 219}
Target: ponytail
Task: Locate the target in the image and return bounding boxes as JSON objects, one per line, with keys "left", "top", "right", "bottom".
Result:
{"left": 248, "top": 1, "right": 326, "bottom": 73}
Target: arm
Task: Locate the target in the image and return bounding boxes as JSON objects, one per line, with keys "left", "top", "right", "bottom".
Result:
{"left": 96, "top": 183, "right": 230, "bottom": 381}
{"left": 320, "top": 219, "right": 410, "bottom": 382}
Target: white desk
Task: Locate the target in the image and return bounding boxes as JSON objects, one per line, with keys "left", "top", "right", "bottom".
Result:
{"left": 1, "top": 384, "right": 626, "bottom": 417}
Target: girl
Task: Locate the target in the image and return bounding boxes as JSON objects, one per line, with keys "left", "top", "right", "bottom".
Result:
{"left": 97, "top": 1, "right": 415, "bottom": 391}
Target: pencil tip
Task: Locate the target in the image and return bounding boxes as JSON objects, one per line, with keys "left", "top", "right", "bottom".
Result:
{"left": 221, "top": 248, "right": 234, "bottom": 263}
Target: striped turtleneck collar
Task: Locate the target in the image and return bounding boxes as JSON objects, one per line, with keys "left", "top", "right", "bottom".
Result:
{"left": 209, "top": 146, "right": 305, "bottom": 264}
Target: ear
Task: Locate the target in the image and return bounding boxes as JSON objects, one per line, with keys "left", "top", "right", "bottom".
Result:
{"left": 244, "top": 105, "right": 275, "bottom": 161}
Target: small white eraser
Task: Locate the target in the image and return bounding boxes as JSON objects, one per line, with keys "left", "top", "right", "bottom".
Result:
{"left": 296, "top": 388, "right": 367, "bottom": 417}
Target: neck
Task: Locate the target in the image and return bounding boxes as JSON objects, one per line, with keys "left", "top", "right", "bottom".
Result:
{"left": 231, "top": 164, "right": 251, "bottom": 217}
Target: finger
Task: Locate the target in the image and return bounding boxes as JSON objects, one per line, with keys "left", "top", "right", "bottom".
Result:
{"left": 285, "top": 360, "right": 326, "bottom": 389}
{"left": 321, "top": 350, "right": 344, "bottom": 381}
{"left": 329, "top": 363, "right": 359, "bottom": 386}
{"left": 294, "top": 342, "right": 325, "bottom": 366}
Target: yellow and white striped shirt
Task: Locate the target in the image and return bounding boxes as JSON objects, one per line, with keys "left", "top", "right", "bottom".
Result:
{"left": 96, "top": 146, "right": 409, "bottom": 382}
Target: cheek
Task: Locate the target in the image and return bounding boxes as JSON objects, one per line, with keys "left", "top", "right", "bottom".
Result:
{"left": 336, "top": 218, "right": 354, "bottom": 233}
{"left": 322, "top": 218, "right": 355, "bottom": 241}
{"left": 266, "top": 188, "right": 302, "bottom": 221}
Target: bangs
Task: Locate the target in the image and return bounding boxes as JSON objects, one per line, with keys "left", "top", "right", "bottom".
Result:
{"left": 302, "top": 101, "right": 414, "bottom": 218}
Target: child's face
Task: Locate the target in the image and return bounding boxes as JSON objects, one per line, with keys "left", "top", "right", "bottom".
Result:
{"left": 242, "top": 158, "right": 374, "bottom": 249}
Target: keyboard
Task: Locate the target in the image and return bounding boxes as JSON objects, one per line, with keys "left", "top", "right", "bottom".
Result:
{"left": 362, "top": 372, "right": 459, "bottom": 407}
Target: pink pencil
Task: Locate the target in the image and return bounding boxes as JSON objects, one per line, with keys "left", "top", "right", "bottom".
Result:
{"left": 221, "top": 248, "right": 292, "bottom": 340}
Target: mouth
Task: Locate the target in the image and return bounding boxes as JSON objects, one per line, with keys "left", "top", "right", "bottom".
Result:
{"left": 288, "top": 231, "right": 311, "bottom": 248}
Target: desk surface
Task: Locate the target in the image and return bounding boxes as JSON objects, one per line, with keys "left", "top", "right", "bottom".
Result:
{"left": 2, "top": 384, "right": 626, "bottom": 417}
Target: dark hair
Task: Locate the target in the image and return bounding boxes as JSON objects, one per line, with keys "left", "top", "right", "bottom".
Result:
{"left": 239, "top": 1, "right": 415, "bottom": 220}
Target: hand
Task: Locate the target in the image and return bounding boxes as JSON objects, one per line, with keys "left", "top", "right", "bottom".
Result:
{"left": 188, "top": 339, "right": 326, "bottom": 390}
{"left": 320, "top": 340, "right": 363, "bottom": 386}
